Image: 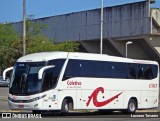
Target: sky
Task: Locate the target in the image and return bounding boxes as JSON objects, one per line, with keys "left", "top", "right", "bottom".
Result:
{"left": 0, "top": 0, "right": 159, "bottom": 23}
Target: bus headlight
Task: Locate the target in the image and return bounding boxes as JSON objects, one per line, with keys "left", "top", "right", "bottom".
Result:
{"left": 8, "top": 94, "right": 47, "bottom": 103}
{"left": 29, "top": 94, "right": 46, "bottom": 102}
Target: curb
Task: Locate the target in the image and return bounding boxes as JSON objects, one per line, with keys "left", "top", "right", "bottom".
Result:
{"left": 0, "top": 110, "right": 21, "bottom": 113}
{"left": 0, "top": 96, "right": 8, "bottom": 101}
{"left": 136, "top": 110, "right": 160, "bottom": 113}
{"left": 0, "top": 99, "right": 8, "bottom": 102}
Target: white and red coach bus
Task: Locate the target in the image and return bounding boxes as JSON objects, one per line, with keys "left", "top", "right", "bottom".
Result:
{"left": 8, "top": 52, "right": 159, "bottom": 114}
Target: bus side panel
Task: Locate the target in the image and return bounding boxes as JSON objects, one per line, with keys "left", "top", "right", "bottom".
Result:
{"left": 79, "top": 79, "right": 111, "bottom": 109}
{"left": 139, "top": 91, "right": 148, "bottom": 109}
{"left": 147, "top": 91, "right": 159, "bottom": 108}
{"left": 42, "top": 90, "right": 58, "bottom": 110}
{"left": 81, "top": 90, "right": 96, "bottom": 109}
{"left": 76, "top": 89, "right": 82, "bottom": 109}
{"left": 123, "top": 91, "right": 141, "bottom": 109}
{"left": 110, "top": 91, "right": 124, "bottom": 109}
{"left": 139, "top": 91, "right": 159, "bottom": 109}
{"left": 57, "top": 89, "right": 77, "bottom": 110}
{"left": 81, "top": 89, "right": 124, "bottom": 110}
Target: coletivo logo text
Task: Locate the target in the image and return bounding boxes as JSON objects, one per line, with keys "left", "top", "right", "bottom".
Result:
{"left": 67, "top": 80, "right": 82, "bottom": 85}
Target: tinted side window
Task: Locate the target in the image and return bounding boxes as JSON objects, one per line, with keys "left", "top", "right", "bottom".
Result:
{"left": 42, "top": 59, "right": 65, "bottom": 91}
{"left": 143, "top": 64, "right": 158, "bottom": 79}
{"left": 151, "top": 65, "right": 158, "bottom": 79}
{"left": 136, "top": 64, "right": 144, "bottom": 79}
{"left": 114, "top": 62, "right": 127, "bottom": 78}
{"left": 83, "top": 61, "right": 115, "bottom": 78}
{"left": 129, "top": 64, "right": 158, "bottom": 80}
{"left": 63, "top": 59, "right": 158, "bottom": 80}
{"left": 63, "top": 60, "right": 82, "bottom": 79}
{"left": 48, "top": 59, "right": 65, "bottom": 76}
{"left": 42, "top": 68, "right": 55, "bottom": 91}
{"left": 128, "top": 64, "right": 137, "bottom": 79}
{"left": 64, "top": 60, "right": 127, "bottom": 79}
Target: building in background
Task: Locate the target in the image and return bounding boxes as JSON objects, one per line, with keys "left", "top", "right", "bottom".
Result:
{"left": 13, "top": 0, "right": 160, "bottom": 62}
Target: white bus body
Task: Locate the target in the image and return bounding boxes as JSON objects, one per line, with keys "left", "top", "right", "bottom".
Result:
{"left": 8, "top": 52, "right": 159, "bottom": 114}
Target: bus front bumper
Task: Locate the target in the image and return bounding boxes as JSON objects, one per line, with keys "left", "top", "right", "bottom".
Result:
{"left": 8, "top": 99, "right": 43, "bottom": 110}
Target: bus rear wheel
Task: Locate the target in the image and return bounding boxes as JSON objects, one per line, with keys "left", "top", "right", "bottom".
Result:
{"left": 61, "top": 99, "right": 69, "bottom": 116}
{"left": 126, "top": 99, "right": 137, "bottom": 113}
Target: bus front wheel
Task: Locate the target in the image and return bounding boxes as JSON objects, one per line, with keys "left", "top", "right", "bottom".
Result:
{"left": 61, "top": 99, "right": 69, "bottom": 116}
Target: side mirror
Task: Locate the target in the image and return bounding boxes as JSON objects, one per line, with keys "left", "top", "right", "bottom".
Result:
{"left": 3, "top": 67, "right": 13, "bottom": 80}
{"left": 38, "top": 65, "right": 55, "bottom": 80}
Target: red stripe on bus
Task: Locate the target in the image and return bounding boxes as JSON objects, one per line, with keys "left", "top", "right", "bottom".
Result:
{"left": 86, "top": 87, "right": 123, "bottom": 107}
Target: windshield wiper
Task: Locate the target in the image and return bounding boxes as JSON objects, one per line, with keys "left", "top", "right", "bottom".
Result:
{"left": 20, "top": 73, "right": 27, "bottom": 92}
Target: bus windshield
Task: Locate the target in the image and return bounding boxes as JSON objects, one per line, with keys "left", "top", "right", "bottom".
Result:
{"left": 9, "top": 62, "right": 45, "bottom": 95}
{"left": 9, "top": 59, "right": 65, "bottom": 95}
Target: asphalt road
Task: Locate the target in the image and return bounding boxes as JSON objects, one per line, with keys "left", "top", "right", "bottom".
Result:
{"left": 0, "top": 118, "right": 159, "bottom": 121}
{"left": 0, "top": 113, "right": 159, "bottom": 121}
{"left": 0, "top": 87, "right": 160, "bottom": 121}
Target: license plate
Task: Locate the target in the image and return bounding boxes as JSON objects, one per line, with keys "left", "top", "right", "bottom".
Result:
{"left": 18, "top": 105, "right": 24, "bottom": 108}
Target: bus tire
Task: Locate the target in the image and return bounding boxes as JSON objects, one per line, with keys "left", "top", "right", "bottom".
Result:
{"left": 61, "top": 99, "right": 69, "bottom": 116}
{"left": 126, "top": 99, "right": 137, "bottom": 113}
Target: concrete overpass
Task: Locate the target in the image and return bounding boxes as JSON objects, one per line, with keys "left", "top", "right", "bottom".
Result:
{"left": 13, "top": 0, "right": 160, "bottom": 61}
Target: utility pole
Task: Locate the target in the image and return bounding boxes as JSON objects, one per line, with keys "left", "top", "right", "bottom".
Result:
{"left": 23, "top": 0, "right": 26, "bottom": 56}
{"left": 100, "top": 0, "right": 104, "bottom": 54}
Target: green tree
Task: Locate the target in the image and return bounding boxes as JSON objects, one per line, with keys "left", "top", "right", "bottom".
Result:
{"left": 0, "top": 23, "right": 21, "bottom": 74}
{"left": 0, "top": 17, "right": 79, "bottom": 74}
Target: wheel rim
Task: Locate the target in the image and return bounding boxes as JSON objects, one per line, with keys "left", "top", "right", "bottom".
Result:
{"left": 65, "top": 103, "right": 69, "bottom": 112}
{"left": 129, "top": 102, "right": 136, "bottom": 112}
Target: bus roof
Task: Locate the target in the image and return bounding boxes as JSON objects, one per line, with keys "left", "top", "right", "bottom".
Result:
{"left": 68, "top": 52, "right": 158, "bottom": 65}
{"left": 17, "top": 51, "right": 158, "bottom": 65}
{"left": 17, "top": 52, "right": 68, "bottom": 62}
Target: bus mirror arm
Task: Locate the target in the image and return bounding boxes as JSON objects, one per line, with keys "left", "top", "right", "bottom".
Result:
{"left": 38, "top": 65, "right": 55, "bottom": 80}
{"left": 3, "top": 67, "right": 13, "bottom": 80}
